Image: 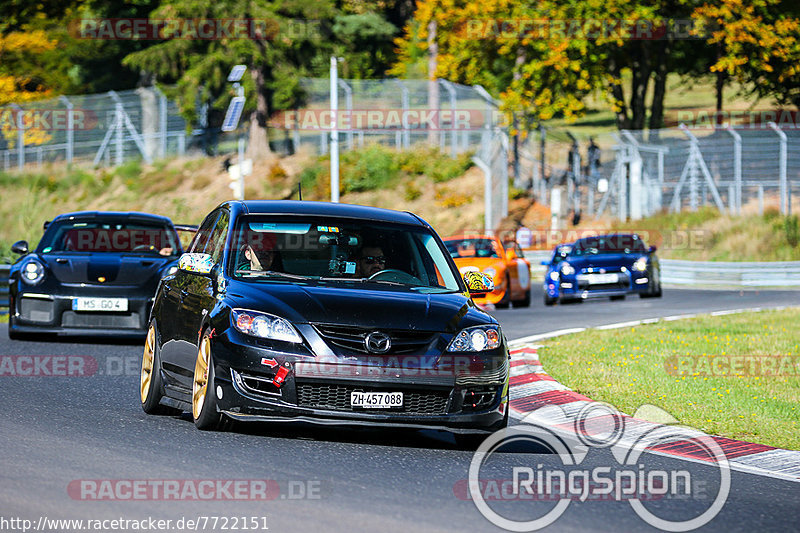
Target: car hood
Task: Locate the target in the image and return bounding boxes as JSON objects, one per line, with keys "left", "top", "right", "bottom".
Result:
{"left": 40, "top": 254, "right": 174, "bottom": 286}
{"left": 225, "top": 281, "right": 493, "bottom": 333}
{"left": 564, "top": 253, "right": 645, "bottom": 270}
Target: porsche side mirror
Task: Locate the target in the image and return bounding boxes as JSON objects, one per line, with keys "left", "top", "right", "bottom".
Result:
{"left": 505, "top": 249, "right": 517, "bottom": 260}
{"left": 11, "top": 240, "right": 29, "bottom": 255}
{"left": 178, "top": 253, "right": 214, "bottom": 275}
{"left": 463, "top": 270, "right": 494, "bottom": 296}
{"left": 648, "top": 245, "right": 657, "bottom": 253}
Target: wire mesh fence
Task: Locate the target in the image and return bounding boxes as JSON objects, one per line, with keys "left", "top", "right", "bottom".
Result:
{"left": 0, "top": 88, "right": 187, "bottom": 170}
{"left": 522, "top": 124, "right": 800, "bottom": 224}
{"left": 4, "top": 78, "right": 797, "bottom": 231}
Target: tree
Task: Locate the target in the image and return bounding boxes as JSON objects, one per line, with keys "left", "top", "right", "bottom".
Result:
{"left": 391, "top": 0, "right": 721, "bottom": 132}
{"left": 123, "top": 0, "right": 336, "bottom": 159}
{"left": 694, "top": 0, "right": 800, "bottom": 109}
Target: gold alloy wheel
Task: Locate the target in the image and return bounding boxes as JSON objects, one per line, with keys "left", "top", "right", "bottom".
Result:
{"left": 140, "top": 325, "right": 156, "bottom": 404}
{"left": 192, "top": 336, "right": 211, "bottom": 420}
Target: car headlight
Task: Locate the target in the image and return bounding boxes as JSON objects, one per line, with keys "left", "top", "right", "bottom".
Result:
{"left": 482, "top": 267, "right": 496, "bottom": 279}
{"left": 21, "top": 259, "right": 45, "bottom": 285}
{"left": 231, "top": 309, "right": 303, "bottom": 343}
{"left": 549, "top": 271, "right": 559, "bottom": 281}
{"left": 633, "top": 257, "right": 648, "bottom": 272}
{"left": 560, "top": 263, "right": 575, "bottom": 276}
{"left": 447, "top": 325, "right": 501, "bottom": 352}
{"left": 166, "top": 265, "right": 179, "bottom": 276}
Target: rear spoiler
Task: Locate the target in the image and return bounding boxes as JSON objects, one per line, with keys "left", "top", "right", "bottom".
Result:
{"left": 174, "top": 224, "right": 199, "bottom": 232}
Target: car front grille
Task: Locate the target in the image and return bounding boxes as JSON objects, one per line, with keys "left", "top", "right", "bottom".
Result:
{"left": 61, "top": 311, "right": 141, "bottom": 329}
{"left": 313, "top": 324, "right": 436, "bottom": 355}
{"left": 296, "top": 382, "right": 451, "bottom": 415}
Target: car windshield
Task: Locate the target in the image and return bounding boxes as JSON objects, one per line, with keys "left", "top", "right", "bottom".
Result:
{"left": 443, "top": 238, "right": 500, "bottom": 258}
{"left": 570, "top": 235, "right": 647, "bottom": 256}
{"left": 37, "top": 220, "right": 180, "bottom": 256}
{"left": 230, "top": 216, "right": 461, "bottom": 292}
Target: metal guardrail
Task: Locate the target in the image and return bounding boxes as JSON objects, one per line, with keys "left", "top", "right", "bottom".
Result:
{"left": 523, "top": 251, "right": 800, "bottom": 288}
{"left": 1, "top": 264, "right": 9, "bottom": 315}
{"left": 660, "top": 259, "right": 800, "bottom": 287}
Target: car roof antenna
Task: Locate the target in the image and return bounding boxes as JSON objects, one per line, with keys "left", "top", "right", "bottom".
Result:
{"left": 298, "top": 183, "right": 303, "bottom": 201}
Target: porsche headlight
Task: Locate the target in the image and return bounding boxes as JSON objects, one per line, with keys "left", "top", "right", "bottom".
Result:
{"left": 447, "top": 325, "right": 501, "bottom": 352}
{"left": 633, "top": 257, "right": 648, "bottom": 272}
{"left": 560, "top": 263, "right": 575, "bottom": 276}
{"left": 549, "top": 271, "right": 559, "bottom": 281}
{"left": 231, "top": 309, "right": 303, "bottom": 343}
{"left": 482, "top": 267, "right": 496, "bottom": 279}
{"left": 21, "top": 259, "right": 45, "bottom": 285}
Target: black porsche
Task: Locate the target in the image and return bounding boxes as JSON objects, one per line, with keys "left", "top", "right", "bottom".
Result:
{"left": 141, "top": 200, "right": 509, "bottom": 435}
{"left": 8, "top": 211, "right": 185, "bottom": 339}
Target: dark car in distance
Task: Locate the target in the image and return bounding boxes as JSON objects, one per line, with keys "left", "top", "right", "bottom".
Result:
{"left": 542, "top": 233, "right": 662, "bottom": 305}
{"left": 8, "top": 211, "right": 185, "bottom": 339}
{"left": 141, "top": 201, "right": 508, "bottom": 436}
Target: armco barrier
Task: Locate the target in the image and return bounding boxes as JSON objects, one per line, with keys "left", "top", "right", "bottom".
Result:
{"left": 660, "top": 259, "right": 800, "bottom": 287}
{"left": 524, "top": 251, "right": 800, "bottom": 288}
{"left": 1, "top": 264, "right": 9, "bottom": 315}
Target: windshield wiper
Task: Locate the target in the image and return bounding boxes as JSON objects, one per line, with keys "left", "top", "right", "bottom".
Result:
{"left": 235, "top": 270, "right": 309, "bottom": 280}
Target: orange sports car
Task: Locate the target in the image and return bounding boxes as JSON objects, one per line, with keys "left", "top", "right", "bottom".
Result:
{"left": 443, "top": 234, "right": 531, "bottom": 308}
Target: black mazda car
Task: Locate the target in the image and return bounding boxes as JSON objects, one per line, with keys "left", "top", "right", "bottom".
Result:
{"left": 8, "top": 211, "right": 186, "bottom": 339}
{"left": 141, "top": 201, "right": 509, "bottom": 435}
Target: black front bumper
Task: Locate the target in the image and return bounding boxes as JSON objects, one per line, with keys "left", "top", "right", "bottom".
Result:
{"left": 10, "top": 286, "right": 152, "bottom": 337}
{"left": 204, "top": 328, "right": 509, "bottom": 433}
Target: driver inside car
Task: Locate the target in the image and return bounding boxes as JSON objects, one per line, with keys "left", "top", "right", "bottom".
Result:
{"left": 238, "top": 233, "right": 283, "bottom": 272}
{"left": 356, "top": 246, "right": 387, "bottom": 277}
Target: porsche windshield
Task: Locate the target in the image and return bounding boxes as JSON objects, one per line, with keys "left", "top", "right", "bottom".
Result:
{"left": 38, "top": 220, "right": 179, "bottom": 256}
{"left": 230, "top": 217, "right": 461, "bottom": 292}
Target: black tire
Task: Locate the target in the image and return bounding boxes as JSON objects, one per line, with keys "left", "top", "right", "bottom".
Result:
{"left": 192, "top": 332, "right": 226, "bottom": 431}
{"left": 140, "top": 323, "right": 180, "bottom": 415}
{"left": 515, "top": 287, "right": 532, "bottom": 308}
{"left": 544, "top": 293, "right": 557, "bottom": 306}
{"left": 610, "top": 295, "right": 625, "bottom": 301}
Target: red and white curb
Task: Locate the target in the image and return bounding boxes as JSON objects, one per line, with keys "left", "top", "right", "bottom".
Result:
{"left": 506, "top": 310, "right": 800, "bottom": 483}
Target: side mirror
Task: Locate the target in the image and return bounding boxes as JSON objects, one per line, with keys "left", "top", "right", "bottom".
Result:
{"left": 540, "top": 260, "right": 550, "bottom": 266}
{"left": 178, "top": 253, "right": 214, "bottom": 275}
{"left": 463, "top": 270, "right": 494, "bottom": 296}
{"left": 505, "top": 249, "right": 517, "bottom": 260}
{"left": 648, "top": 245, "right": 657, "bottom": 253}
{"left": 11, "top": 240, "right": 29, "bottom": 255}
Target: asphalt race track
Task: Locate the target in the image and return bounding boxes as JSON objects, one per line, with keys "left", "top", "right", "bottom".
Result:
{"left": 1, "top": 286, "right": 798, "bottom": 532}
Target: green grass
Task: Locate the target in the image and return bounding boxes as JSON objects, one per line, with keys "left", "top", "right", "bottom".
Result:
{"left": 609, "top": 207, "right": 800, "bottom": 261}
{"left": 538, "top": 308, "right": 800, "bottom": 450}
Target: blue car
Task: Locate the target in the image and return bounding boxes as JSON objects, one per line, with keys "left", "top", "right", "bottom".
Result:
{"left": 541, "top": 234, "right": 662, "bottom": 305}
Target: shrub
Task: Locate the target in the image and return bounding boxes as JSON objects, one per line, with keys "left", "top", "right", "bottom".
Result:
{"left": 340, "top": 144, "right": 399, "bottom": 193}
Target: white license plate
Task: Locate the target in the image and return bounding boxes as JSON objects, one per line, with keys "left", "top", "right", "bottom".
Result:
{"left": 351, "top": 391, "right": 403, "bottom": 409}
{"left": 586, "top": 273, "right": 618, "bottom": 284}
{"left": 72, "top": 298, "right": 128, "bottom": 312}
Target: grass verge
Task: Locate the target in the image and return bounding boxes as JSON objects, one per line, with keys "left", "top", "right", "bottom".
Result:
{"left": 538, "top": 308, "right": 800, "bottom": 450}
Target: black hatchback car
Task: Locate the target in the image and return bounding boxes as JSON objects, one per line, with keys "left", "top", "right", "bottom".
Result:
{"left": 141, "top": 201, "right": 508, "bottom": 435}
{"left": 8, "top": 211, "right": 184, "bottom": 339}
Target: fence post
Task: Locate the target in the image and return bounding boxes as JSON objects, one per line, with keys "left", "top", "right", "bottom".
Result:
{"left": 439, "top": 80, "right": 457, "bottom": 158}
{"left": 473, "top": 155, "right": 492, "bottom": 234}
{"left": 158, "top": 88, "right": 168, "bottom": 158}
{"left": 59, "top": 96, "right": 74, "bottom": 164}
{"left": 337, "top": 79, "right": 353, "bottom": 151}
{"left": 768, "top": 122, "right": 788, "bottom": 214}
{"left": 725, "top": 126, "right": 742, "bottom": 214}
{"left": 394, "top": 80, "right": 410, "bottom": 149}
{"left": 12, "top": 104, "right": 24, "bottom": 171}
{"left": 758, "top": 184, "right": 764, "bottom": 215}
